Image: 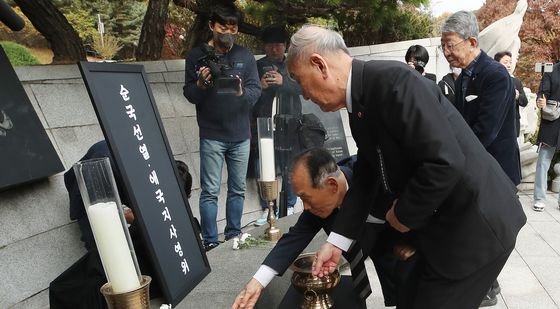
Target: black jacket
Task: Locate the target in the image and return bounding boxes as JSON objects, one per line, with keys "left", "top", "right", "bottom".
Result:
{"left": 454, "top": 51, "right": 520, "bottom": 185}
{"left": 332, "top": 59, "right": 526, "bottom": 280}
{"left": 536, "top": 63, "right": 560, "bottom": 147}
{"left": 513, "top": 77, "right": 528, "bottom": 136}
{"left": 438, "top": 73, "right": 456, "bottom": 106}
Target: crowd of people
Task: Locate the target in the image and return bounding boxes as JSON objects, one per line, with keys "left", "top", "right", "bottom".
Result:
{"left": 58, "top": 3, "right": 560, "bottom": 309}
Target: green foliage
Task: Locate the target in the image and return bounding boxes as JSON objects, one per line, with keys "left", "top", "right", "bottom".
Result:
{"left": 388, "top": 4, "right": 435, "bottom": 41}
{"left": 110, "top": 1, "right": 146, "bottom": 48}
{"left": 0, "top": 41, "right": 39, "bottom": 65}
{"left": 55, "top": 0, "right": 146, "bottom": 59}
{"left": 335, "top": 3, "right": 433, "bottom": 46}
{"left": 236, "top": 235, "right": 272, "bottom": 250}
{"left": 64, "top": 8, "right": 98, "bottom": 44}
{"left": 243, "top": 0, "right": 432, "bottom": 47}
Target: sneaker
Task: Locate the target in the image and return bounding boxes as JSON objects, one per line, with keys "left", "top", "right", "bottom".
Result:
{"left": 255, "top": 209, "right": 272, "bottom": 226}
{"left": 479, "top": 287, "right": 498, "bottom": 307}
{"left": 287, "top": 207, "right": 294, "bottom": 216}
{"left": 203, "top": 242, "right": 219, "bottom": 252}
{"left": 533, "top": 202, "right": 545, "bottom": 212}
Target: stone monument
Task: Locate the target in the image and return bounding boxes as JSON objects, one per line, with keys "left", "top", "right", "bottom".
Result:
{"left": 478, "top": 0, "right": 528, "bottom": 69}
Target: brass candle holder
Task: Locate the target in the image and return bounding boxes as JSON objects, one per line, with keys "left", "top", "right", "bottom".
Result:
{"left": 100, "top": 275, "right": 152, "bottom": 309}
{"left": 258, "top": 178, "right": 281, "bottom": 241}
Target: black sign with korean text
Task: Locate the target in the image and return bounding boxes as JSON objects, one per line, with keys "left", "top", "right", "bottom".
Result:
{"left": 0, "top": 46, "right": 64, "bottom": 191}
{"left": 301, "top": 98, "right": 350, "bottom": 161}
{"left": 78, "top": 62, "right": 209, "bottom": 306}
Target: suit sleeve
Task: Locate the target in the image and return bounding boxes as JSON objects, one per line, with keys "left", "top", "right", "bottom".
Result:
{"left": 262, "top": 212, "right": 322, "bottom": 275}
{"left": 382, "top": 68, "right": 465, "bottom": 229}
{"left": 469, "top": 68, "right": 514, "bottom": 148}
{"left": 331, "top": 149, "right": 377, "bottom": 240}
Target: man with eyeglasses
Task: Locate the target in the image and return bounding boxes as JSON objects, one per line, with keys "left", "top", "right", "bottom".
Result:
{"left": 183, "top": 4, "right": 261, "bottom": 251}
{"left": 440, "top": 11, "right": 521, "bottom": 307}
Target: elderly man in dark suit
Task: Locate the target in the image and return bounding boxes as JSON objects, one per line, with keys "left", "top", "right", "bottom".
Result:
{"left": 286, "top": 24, "right": 526, "bottom": 309}
{"left": 231, "top": 148, "right": 415, "bottom": 309}
{"left": 441, "top": 11, "right": 521, "bottom": 187}
{"left": 441, "top": 12, "right": 522, "bottom": 305}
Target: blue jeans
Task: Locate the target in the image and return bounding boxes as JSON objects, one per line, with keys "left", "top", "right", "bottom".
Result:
{"left": 199, "top": 139, "right": 250, "bottom": 243}
{"left": 534, "top": 144, "right": 556, "bottom": 204}
{"left": 254, "top": 159, "right": 297, "bottom": 210}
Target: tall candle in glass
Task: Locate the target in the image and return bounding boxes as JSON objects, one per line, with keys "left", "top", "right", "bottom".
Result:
{"left": 73, "top": 157, "right": 141, "bottom": 293}
{"left": 257, "top": 117, "right": 275, "bottom": 181}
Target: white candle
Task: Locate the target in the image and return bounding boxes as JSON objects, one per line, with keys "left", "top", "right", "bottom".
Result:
{"left": 259, "top": 138, "right": 275, "bottom": 181}
{"left": 87, "top": 201, "right": 140, "bottom": 293}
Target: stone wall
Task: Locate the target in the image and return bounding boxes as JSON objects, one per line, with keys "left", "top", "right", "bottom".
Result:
{"left": 0, "top": 59, "right": 269, "bottom": 308}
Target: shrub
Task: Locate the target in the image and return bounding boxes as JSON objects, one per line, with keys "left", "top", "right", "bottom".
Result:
{"left": 92, "top": 33, "right": 122, "bottom": 60}
{"left": 0, "top": 41, "right": 40, "bottom": 66}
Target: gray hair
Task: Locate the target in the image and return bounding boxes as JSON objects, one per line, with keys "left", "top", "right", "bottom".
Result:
{"left": 441, "top": 11, "right": 479, "bottom": 40}
{"left": 287, "top": 24, "right": 349, "bottom": 63}
{"left": 290, "top": 147, "right": 342, "bottom": 188}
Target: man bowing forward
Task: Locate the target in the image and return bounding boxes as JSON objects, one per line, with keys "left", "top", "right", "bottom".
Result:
{"left": 286, "top": 25, "right": 526, "bottom": 309}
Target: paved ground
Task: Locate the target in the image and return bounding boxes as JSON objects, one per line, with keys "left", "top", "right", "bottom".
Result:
{"left": 364, "top": 189, "right": 560, "bottom": 308}
{"left": 170, "top": 189, "right": 560, "bottom": 308}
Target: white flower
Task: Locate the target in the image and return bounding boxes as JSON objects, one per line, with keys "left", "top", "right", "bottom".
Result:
{"left": 240, "top": 233, "right": 251, "bottom": 242}
{"left": 232, "top": 237, "right": 240, "bottom": 250}
{"left": 160, "top": 304, "right": 172, "bottom": 309}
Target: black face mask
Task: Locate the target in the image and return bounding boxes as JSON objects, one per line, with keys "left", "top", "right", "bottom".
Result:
{"left": 215, "top": 32, "right": 235, "bottom": 50}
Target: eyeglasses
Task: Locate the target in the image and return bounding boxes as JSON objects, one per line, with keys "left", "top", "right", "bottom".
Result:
{"left": 438, "top": 39, "right": 469, "bottom": 52}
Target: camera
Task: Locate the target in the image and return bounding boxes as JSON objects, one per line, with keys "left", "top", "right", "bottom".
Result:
{"left": 260, "top": 63, "right": 278, "bottom": 87}
{"left": 414, "top": 60, "right": 426, "bottom": 74}
{"left": 197, "top": 44, "right": 239, "bottom": 95}
{"left": 535, "top": 62, "right": 553, "bottom": 73}
{"left": 262, "top": 65, "right": 276, "bottom": 77}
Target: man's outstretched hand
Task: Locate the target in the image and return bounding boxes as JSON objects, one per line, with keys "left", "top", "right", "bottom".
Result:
{"left": 312, "top": 243, "right": 342, "bottom": 277}
{"left": 231, "top": 278, "right": 263, "bottom": 309}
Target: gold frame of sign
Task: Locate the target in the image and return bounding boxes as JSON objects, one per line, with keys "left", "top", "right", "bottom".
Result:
{"left": 290, "top": 253, "right": 340, "bottom": 309}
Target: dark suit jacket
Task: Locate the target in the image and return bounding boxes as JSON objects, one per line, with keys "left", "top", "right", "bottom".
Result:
{"left": 332, "top": 59, "right": 526, "bottom": 280}
{"left": 454, "top": 51, "right": 521, "bottom": 185}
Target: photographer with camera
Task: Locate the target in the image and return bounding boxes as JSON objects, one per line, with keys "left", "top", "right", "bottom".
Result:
{"left": 405, "top": 44, "right": 436, "bottom": 82}
{"left": 183, "top": 5, "right": 261, "bottom": 251}
{"left": 251, "top": 25, "right": 303, "bottom": 225}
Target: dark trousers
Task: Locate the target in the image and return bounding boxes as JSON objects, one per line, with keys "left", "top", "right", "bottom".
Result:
{"left": 409, "top": 247, "right": 513, "bottom": 309}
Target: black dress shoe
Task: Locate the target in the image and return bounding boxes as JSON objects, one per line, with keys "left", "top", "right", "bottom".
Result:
{"left": 203, "top": 242, "right": 219, "bottom": 252}
{"left": 479, "top": 287, "right": 498, "bottom": 307}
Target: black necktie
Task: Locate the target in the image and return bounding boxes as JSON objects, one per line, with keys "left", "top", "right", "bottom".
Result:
{"left": 346, "top": 240, "right": 372, "bottom": 300}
